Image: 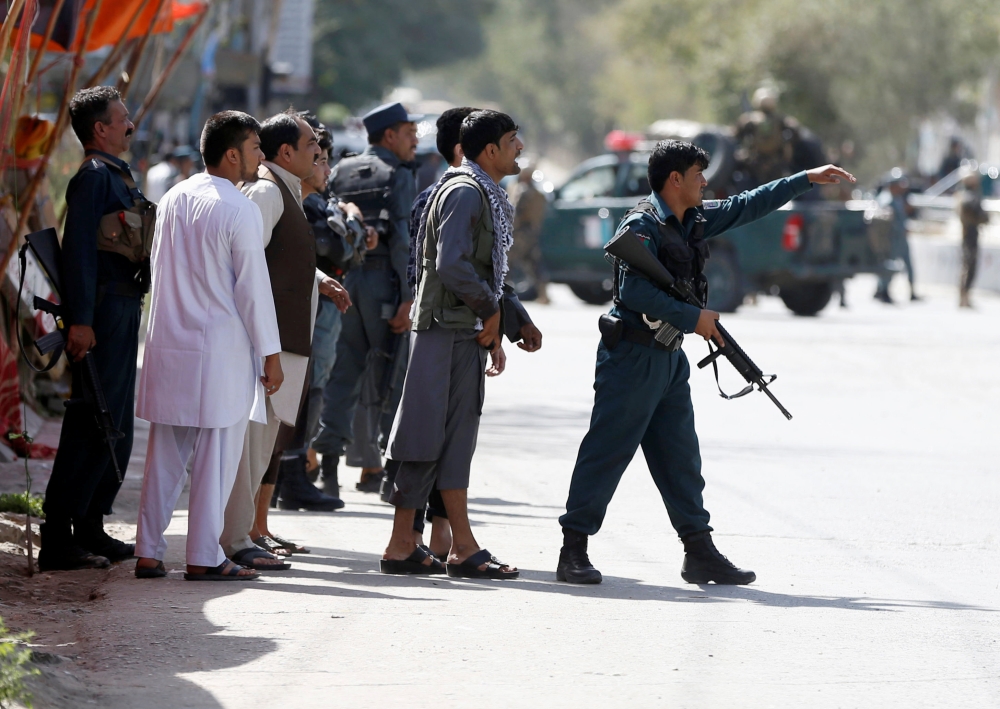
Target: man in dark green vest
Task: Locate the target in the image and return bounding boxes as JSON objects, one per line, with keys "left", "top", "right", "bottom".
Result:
{"left": 379, "top": 110, "right": 542, "bottom": 579}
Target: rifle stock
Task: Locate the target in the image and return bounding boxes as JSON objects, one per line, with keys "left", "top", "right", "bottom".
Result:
{"left": 604, "top": 228, "right": 792, "bottom": 420}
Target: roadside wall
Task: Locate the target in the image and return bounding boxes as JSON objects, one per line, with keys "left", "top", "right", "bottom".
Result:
{"left": 910, "top": 234, "right": 1000, "bottom": 293}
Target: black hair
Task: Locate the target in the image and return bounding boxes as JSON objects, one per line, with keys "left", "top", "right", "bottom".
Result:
{"left": 460, "top": 110, "right": 519, "bottom": 162}
{"left": 259, "top": 109, "right": 302, "bottom": 161}
{"left": 436, "top": 107, "right": 476, "bottom": 164}
{"left": 200, "top": 111, "right": 261, "bottom": 167}
{"left": 368, "top": 121, "right": 404, "bottom": 145}
{"left": 647, "top": 139, "right": 710, "bottom": 193}
{"left": 69, "top": 86, "right": 121, "bottom": 144}
{"left": 295, "top": 110, "right": 333, "bottom": 158}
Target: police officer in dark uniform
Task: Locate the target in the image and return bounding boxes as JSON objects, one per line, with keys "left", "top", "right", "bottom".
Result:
{"left": 555, "top": 140, "right": 854, "bottom": 585}
{"left": 314, "top": 103, "right": 419, "bottom": 494}
{"left": 39, "top": 87, "right": 153, "bottom": 571}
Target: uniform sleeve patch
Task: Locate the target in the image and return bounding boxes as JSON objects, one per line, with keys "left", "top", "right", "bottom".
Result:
{"left": 702, "top": 199, "right": 721, "bottom": 210}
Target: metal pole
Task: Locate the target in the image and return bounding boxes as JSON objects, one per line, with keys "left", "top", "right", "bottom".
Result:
{"left": 132, "top": 5, "right": 209, "bottom": 126}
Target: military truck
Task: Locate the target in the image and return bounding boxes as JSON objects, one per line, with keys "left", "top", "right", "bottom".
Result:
{"left": 540, "top": 121, "right": 888, "bottom": 315}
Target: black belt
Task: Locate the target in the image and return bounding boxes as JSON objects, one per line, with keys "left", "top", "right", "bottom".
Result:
{"left": 362, "top": 256, "right": 390, "bottom": 271}
{"left": 98, "top": 281, "right": 144, "bottom": 300}
{"left": 621, "top": 323, "right": 683, "bottom": 352}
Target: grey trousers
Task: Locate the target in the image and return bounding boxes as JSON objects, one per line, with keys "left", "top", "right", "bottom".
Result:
{"left": 387, "top": 324, "right": 485, "bottom": 509}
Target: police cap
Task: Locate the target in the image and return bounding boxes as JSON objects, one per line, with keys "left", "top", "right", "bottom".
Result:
{"left": 362, "top": 102, "right": 422, "bottom": 137}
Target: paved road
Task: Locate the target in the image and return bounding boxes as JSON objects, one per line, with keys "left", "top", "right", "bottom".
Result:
{"left": 71, "top": 276, "right": 999, "bottom": 709}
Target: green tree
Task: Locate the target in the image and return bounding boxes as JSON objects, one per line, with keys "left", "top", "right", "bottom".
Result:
{"left": 616, "top": 0, "right": 1000, "bottom": 177}
{"left": 312, "top": 0, "right": 495, "bottom": 109}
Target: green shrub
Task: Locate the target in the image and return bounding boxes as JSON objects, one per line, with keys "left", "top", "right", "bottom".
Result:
{"left": 0, "top": 617, "right": 36, "bottom": 708}
{"left": 0, "top": 494, "right": 44, "bottom": 519}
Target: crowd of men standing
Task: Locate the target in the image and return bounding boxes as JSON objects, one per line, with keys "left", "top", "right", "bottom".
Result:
{"left": 35, "top": 78, "right": 856, "bottom": 586}
{"left": 36, "top": 83, "right": 543, "bottom": 580}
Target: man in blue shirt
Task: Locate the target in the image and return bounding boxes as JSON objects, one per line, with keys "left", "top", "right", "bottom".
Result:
{"left": 556, "top": 140, "right": 853, "bottom": 585}
{"left": 316, "top": 103, "right": 419, "bottom": 495}
{"left": 40, "top": 87, "right": 147, "bottom": 571}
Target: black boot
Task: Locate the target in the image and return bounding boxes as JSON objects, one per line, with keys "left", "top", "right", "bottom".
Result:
{"left": 556, "top": 528, "right": 602, "bottom": 584}
{"left": 38, "top": 520, "right": 111, "bottom": 571}
{"left": 278, "top": 456, "right": 344, "bottom": 511}
{"left": 73, "top": 514, "right": 135, "bottom": 563}
{"left": 680, "top": 531, "right": 755, "bottom": 585}
{"left": 319, "top": 455, "right": 340, "bottom": 499}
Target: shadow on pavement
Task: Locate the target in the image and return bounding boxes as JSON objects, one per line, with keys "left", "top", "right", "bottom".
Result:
{"left": 274, "top": 547, "right": 996, "bottom": 613}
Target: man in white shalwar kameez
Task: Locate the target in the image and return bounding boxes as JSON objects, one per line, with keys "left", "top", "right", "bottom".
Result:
{"left": 134, "top": 112, "right": 284, "bottom": 581}
{"left": 220, "top": 110, "right": 351, "bottom": 568}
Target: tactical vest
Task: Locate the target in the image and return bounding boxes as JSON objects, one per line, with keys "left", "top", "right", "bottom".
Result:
{"left": 617, "top": 199, "right": 711, "bottom": 308}
{"left": 87, "top": 153, "right": 157, "bottom": 264}
{"left": 412, "top": 176, "right": 495, "bottom": 331}
{"left": 259, "top": 166, "right": 316, "bottom": 357}
{"left": 329, "top": 152, "right": 396, "bottom": 237}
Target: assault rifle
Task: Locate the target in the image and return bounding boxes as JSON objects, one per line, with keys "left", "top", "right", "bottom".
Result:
{"left": 604, "top": 228, "right": 793, "bottom": 420}
{"left": 18, "top": 229, "right": 125, "bottom": 480}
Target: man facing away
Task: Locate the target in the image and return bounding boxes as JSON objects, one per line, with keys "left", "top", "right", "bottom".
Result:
{"left": 133, "top": 111, "right": 283, "bottom": 581}
{"left": 317, "top": 102, "right": 419, "bottom": 495}
{"left": 958, "top": 172, "right": 988, "bottom": 309}
{"left": 380, "top": 110, "right": 542, "bottom": 579}
{"left": 39, "top": 87, "right": 150, "bottom": 571}
{"left": 556, "top": 139, "right": 853, "bottom": 585}
{"left": 220, "top": 111, "right": 351, "bottom": 572}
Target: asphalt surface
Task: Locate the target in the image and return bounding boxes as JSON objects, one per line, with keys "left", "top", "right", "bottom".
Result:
{"left": 63, "top": 276, "right": 1000, "bottom": 708}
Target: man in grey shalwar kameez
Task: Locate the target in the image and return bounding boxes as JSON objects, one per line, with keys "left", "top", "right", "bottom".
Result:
{"left": 380, "top": 110, "right": 542, "bottom": 579}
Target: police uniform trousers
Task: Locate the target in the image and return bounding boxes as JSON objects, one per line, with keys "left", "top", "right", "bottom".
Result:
{"left": 387, "top": 324, "right": 485, "bottom": 509}
{"left": 135, "top": 417, "right": 248, "bottom": 568}
{"left": 345, "top": 373, "right": 386, "bottom": 468}
{"left": 43, "top": 292, "right": 141, "bottom": 533}
{"left": 305, "top": 297, "right": 342, "bottom": 444}
{"left": 312, "top": 261, "right": 405, "bottom": 460}
{"left": 559, "top": 340, "right": 712, "bottom": 539}
{"left": 221, "top": 398, "right": 281, "bottom": 556}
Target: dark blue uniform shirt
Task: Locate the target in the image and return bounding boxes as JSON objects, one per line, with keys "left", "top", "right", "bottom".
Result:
{"left": 613, "top": 171, "right": 813, "bottom": 334}
{"left": 61, "top": 149, "right": 142, "bottom": 327}
{"left": 330, "top": 144, "right": 417, "bottom": 301}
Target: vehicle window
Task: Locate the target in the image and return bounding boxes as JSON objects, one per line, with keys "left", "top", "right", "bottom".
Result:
{"left": 624, "top": 162, "right": 650, "bottom": 196}
{"left": 559, "top": 165, "right": 617, "bottom": 200}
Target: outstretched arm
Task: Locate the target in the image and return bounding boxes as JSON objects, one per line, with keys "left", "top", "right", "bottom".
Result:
{"left": 702, "top": 165, "right": 856, "bottom": 239}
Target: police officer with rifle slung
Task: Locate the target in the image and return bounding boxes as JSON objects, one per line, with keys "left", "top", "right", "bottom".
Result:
{"left": 314, "top": 103, "right": 419, "bottom": 495}
{"left": 39, "top": 87, "right": 155, "bottom": 571}
{"left": 555, "top": 139, "right": 853, "bottom": 585}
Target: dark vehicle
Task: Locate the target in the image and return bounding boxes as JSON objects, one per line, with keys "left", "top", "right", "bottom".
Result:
{"left": 540, "top": 122, "right": 887, "bottom": 315}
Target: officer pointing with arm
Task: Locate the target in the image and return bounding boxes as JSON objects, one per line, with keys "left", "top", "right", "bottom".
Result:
{"left": 40, "top": 87, "right": 153, "bottom": 571}
{"left": 556, "top": 139, "right": 853, "bottom": 585}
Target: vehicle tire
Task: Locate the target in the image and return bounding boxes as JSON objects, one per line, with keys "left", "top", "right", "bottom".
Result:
{"left": 779, "top": 281, "right": 832, "bottom": 316}
{"left": 705, "top": 248, "right": 742, "bottom": 313}
{"left": 569, "top": 282, "right": 613, "bottom": 305}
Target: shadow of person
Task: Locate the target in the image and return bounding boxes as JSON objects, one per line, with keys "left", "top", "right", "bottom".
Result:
{"left": 77, "top": 554, "right": 280, "bottom": 708}
{"left": 277, "top": 549, "right": 995, "bottom": 613}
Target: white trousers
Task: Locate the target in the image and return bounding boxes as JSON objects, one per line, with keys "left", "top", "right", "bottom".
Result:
{"left": 135, "top": 418, "right": 249, "bottom": 568}
{"left": 220, "top": 398, "right": 281, "bottom": 556}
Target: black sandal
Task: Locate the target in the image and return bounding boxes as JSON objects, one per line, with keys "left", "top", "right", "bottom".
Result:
{"left": 446, "top": 549, "right": 519, "bottom": 580}
{"left": 380, "top": 546, "right": 446, "bottom": 575}
{"left": 231, "top": 547, "right": 291, "bottom": 571}
{"left": 269, "top": 534, "right": 309, "bottom": 554}
{"left": 135, "top": 560, "right": 167, "bottom": 579}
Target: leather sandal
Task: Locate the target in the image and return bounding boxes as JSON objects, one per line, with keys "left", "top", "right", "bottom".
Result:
{"left": 380, "top": 546, "right": 446, "bottom": 575}
{"left": 446, "top": 549, "right": 519, "bottom": 580}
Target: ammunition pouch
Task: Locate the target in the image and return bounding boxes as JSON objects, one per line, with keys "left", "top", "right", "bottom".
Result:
{"left": 85, "top": 154, "right": 157, "bottom": 264}
{"left": 97, "top": 201, "right": 156, "bottom": 263}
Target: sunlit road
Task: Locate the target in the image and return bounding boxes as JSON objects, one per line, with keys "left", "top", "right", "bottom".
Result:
{"left": 86, "top": 276, "right": 1000, "bottom": 709}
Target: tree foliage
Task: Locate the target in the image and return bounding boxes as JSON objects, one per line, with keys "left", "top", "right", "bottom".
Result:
{"left": 312, "top": 0, "right": 495, "bottom": 109}
{"left": 410, "top": 0, "right": 1000, "bottom": 178}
